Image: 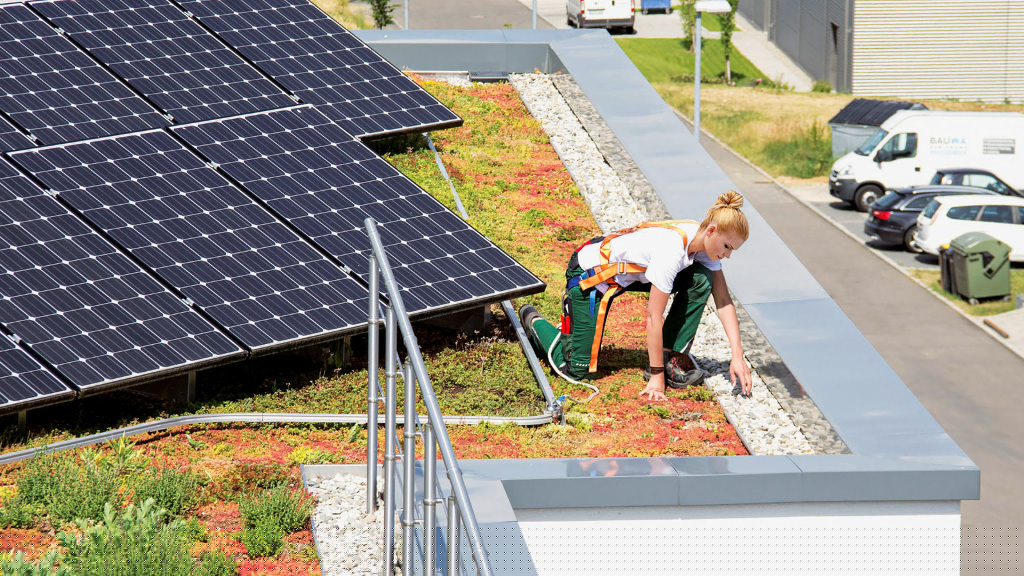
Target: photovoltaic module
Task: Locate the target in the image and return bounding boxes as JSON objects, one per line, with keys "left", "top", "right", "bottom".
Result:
{"left": 0, "top": 0, "right": 543, "bottom": 415}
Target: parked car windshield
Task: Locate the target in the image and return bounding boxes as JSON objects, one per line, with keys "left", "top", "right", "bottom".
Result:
{"left": 922, "top": 199, "right": 940, "bottom": 219}
{"left": 855, "top": 128, "right": 888, "bottom": 156}
{"left": 874, "top": 192, "right": 903, "bottom": 210}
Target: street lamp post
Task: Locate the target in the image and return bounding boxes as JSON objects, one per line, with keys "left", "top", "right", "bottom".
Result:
{"left": 693, "top": 0, "right": 732, "bottom": 144}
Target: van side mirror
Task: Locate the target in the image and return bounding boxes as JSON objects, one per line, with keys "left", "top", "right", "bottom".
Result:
{"left": 874, "top": 149, "right": 892, "bottom": 163}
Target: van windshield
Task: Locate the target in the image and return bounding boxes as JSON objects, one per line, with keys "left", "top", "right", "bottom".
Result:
{"left": 855, "top": 129, "right": 888, "bottom": 156}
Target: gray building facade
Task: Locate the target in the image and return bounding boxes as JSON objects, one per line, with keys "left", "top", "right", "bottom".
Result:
{"left": 737, "top": 1, "right": 1024, "bottom": 103}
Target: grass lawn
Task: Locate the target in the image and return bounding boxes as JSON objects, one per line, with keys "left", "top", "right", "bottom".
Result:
{"left": 907, "top": 268, "right": 1024, "bottom": 316}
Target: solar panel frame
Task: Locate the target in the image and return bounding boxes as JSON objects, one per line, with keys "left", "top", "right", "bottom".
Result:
{"left": 31, "top": 0, "right": 298, "bottom": 124}
{"left": 175, "top": 0, "right": 463, "bottom": 139}
{"left": 172, "top": 106, "right": 544, "bottom": 316}
{"left": 0, "top": 155, "right": 244, "bottom": 392}
{"left": 0, "top": 3, "right": 167, "bottom": 145}
{"left": 0, "top": 331, "right": 75, "bottom": 414}
{"left": 13, "top": 128, "right": 373, "bottom": 352}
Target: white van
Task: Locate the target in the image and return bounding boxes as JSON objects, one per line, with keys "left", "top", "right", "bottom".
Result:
{"left": 566, "top": 0, "right": 635, "bottom": 33}
{"left": 829, "top": 110, "right": 1024, "bottom": 211}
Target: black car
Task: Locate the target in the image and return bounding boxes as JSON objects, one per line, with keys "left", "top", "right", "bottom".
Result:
{"left": 864, "top": 186, "right": 996, "bottom": 252}
{"left": 929, "top": 168, "right": 1023, "bottom": 197}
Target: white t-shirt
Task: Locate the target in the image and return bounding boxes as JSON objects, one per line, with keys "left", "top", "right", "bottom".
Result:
{"left": 576, "top": 222, "right": 720, "bottom": 294}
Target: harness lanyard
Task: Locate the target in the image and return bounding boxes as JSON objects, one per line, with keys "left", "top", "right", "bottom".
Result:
{"left": 572, "top": 220, "right": 695, "bottom": 373}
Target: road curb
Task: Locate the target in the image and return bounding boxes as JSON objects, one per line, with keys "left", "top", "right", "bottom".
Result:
{"left": 675, "top": 109, "right": 1024, "bottom": 365}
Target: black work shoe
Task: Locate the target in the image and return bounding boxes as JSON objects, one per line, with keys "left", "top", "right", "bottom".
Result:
{"left": 643, "top": 354, "right": 705, "bottom": 389}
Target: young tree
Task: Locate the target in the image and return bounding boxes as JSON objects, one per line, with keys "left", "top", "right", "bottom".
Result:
{"left": 719, "top": 0, "right": 739, "bottom": 83}
{"left": 679, "top": 0, "right": 697, "bottom": 53}
{"left": 369, "top": 0, "right": 396, "bottom": 29}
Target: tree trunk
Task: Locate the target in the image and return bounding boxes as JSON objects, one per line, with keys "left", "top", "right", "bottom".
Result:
{"left": 726, "top": 57, "right": 732, "bottom": 84}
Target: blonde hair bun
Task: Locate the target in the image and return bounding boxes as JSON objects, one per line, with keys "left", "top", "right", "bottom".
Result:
{"left": 715, "top": 190, "right": 744, "bottom": 211}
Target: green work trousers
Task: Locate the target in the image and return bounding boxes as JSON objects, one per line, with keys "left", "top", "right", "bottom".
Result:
{"left": 532, "top": 260, "right": 713, "bottom": 379}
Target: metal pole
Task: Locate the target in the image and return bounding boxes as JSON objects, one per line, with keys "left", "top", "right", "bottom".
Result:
{"left": 694, "top": 10, "right": 703, "bottom": 143}
{"left": 405, "top": 0, "right": 409, "bottom": 30}
{"left": 382, "top": 307, "right": 399, "bottom": 576}
{"left": 532, "top": 0, "right": 537, "bottom": 29}
{"left": 403, "top": 362, "right": 417, "bottom": 575}
{"left": 365, "top": 218, "right": 494, "bottom": 576}
{"left": 423, "top": 423, "right": 438, "bottom": 575}
{"left": 446, "top": 496, "right": 461, "bottom": 576}
{"left": 367, "top": 258, "right": 380, "bottom": 514}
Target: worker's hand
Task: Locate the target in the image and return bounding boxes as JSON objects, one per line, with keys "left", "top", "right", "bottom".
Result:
{"left": 638, "top": 375, "right": 668, "bottom": 402}
{"left": 730, "top": 355, "right": 752, "bottom": 396}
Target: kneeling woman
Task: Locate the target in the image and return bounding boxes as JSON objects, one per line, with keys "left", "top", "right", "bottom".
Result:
{"left": 521, "top": 190, "right": 753, "bottom": 401}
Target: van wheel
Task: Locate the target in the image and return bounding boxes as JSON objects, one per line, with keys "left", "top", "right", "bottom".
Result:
{"left": 903, "top": 226, "right": 922, "bottom": 253}
{"left": 854, "top": 184, "right": 882, "bottom": 212}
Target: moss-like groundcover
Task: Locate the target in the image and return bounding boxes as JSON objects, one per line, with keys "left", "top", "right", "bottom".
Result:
{"left": 0, "top": 80, "right": 745, "bottom": 574}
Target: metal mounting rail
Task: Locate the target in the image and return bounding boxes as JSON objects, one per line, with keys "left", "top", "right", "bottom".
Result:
{"left": 365, "top": 217, "right": 494, "bottom": 576}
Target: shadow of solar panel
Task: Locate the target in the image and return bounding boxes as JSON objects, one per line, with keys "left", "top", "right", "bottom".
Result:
{"left": 177, "top": 0, "right": 462, "bottom": 138}
{"left": 0, "top": 333, "right": 74, "bottom": 413}
{"left": 0, "top": 4, "right": 167, "bottom": 144}
{"left": 14, "top": 130, "right": 372, "bottom": 351}
{"left": 173, "top": 106, "right": 544, "bottom": 315}
{"left": 32, "top": 0, "right": 297, "bottom": 124}
{"left": 0, "top": 157, "right": 242, "bottom": 392}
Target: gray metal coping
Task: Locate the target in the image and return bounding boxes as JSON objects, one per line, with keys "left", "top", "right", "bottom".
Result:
{"left": 353, "top": 28, "right": 979, "bottom": 507}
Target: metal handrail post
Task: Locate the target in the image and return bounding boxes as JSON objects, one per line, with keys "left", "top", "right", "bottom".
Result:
{"left": 382, "top": 307, "right": 399, "bottom": 576}
{"left": 423, "top": 423, "right": 438, "bottom": 575}
{"left": 403, "top": 361, "right": 418, "bottom": 574}
{"left": 446, "top": 496, "right": 461, "bottom": 576}
{"left": 367, "top": 258, "right": 380, "bottom": 514}
{"left": 365, "top": 218, "right": 494, "bottom": 576}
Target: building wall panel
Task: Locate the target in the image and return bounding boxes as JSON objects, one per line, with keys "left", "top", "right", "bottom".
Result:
{"left": 853, "top": 0, "right": 1024, "bottom": 103}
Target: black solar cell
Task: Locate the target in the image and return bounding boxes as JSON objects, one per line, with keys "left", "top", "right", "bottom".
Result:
{"left": 0, "top": 156, "right": 242, "bottom": 390}
{"left": 32, "top": 0, "right": 297, "bottom": 124}
{"left": 177, "top": 0, "right": 462, "bottom": 138}
{"left": 0, "top": 3, "right": 167, "bottom": 144}
{"left": 0, "top": 332, "right": 74, "bottom": 413}
{"left": 172, "top": 106, "right": 544, "bottom": 315}
{"left": 11, "top": 130, "right": 371, "bottom": 351}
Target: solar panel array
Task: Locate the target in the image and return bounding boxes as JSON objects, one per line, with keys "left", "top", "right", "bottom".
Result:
{"left": 177, "top": 0, "right": 463, "bottom": 138}
{"left": 0, "top": 0, "right": 544, "bottom": 415}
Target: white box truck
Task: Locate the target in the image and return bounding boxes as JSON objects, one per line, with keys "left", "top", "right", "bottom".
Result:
{"left": 829, "top": 110, "right": 1024, "bottom": 211}
{"left": 566, "top": 0, "right": 635, "bottom": 33}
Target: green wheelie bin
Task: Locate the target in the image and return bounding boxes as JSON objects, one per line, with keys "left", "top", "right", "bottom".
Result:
{"left": 949, "top": 231, "right": 1011, "bottom": 304}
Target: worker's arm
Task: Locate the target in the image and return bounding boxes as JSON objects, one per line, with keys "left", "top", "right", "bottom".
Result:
{"left": 638, "top": 286, "right": 671, "bottom": 401}
{"left": 711, "top": 270, "right": 752, "bottom": 396}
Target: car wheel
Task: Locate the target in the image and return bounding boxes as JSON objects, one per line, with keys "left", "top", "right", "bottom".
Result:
{"left": 854, "top": 184, "right": 882, "bottom": 212}
{"left": 903, "top": 226, "right": 922, "bottom": 253}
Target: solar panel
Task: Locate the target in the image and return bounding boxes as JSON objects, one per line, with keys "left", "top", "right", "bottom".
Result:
{"left": 0, "top": 3, "right": 167, "bottom": 144}
{"left": 0, "top": 156, "right": 243, "bottom": 392}
{"left": 0, "top": 332, "right": 74, "bottom": 413}
{"left": 177, "top": 0, "right": 463, "bottom": 138}
{"left": 32, "top": 0, "right": 297, "bottom": 124}
{"left": 172, "top": 106, "right": 544, "bottom": 314}
{"left": 0, "top": 116, "right": 34, "bottom": 153}
{"left": 13, "top": 129, "right": 372, "bottom": 351}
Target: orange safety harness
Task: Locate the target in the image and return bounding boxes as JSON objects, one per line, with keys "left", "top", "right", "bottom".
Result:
{"left": 567, "top": 220, "right": 696, "bottom": 373}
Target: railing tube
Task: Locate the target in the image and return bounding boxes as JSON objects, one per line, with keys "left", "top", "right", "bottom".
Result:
{"left": 403, "top": 362, "right": 418, "bottom": 574}
{"left": 423, "top": 423, "right": 438, "bottom": 575}
{"left": 382, "top": 307, "right": 399, "bottom": 576}
{"left": 365, "top": 218, "right": 494, "bottom": 576}
{"left": 446, "top": 496, "right": 461, "bottom": 576}
{"left": 367, "top": 258, "right": 380, "bottom": 514}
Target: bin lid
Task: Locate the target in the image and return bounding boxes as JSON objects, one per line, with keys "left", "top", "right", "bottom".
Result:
{"left": 949, "top": 231, "right": 1010, "bottom": 256}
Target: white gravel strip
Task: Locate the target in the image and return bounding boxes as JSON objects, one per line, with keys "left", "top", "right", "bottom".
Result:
{"left": 305, "top": 473, "right": 398, "bottom": 576}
